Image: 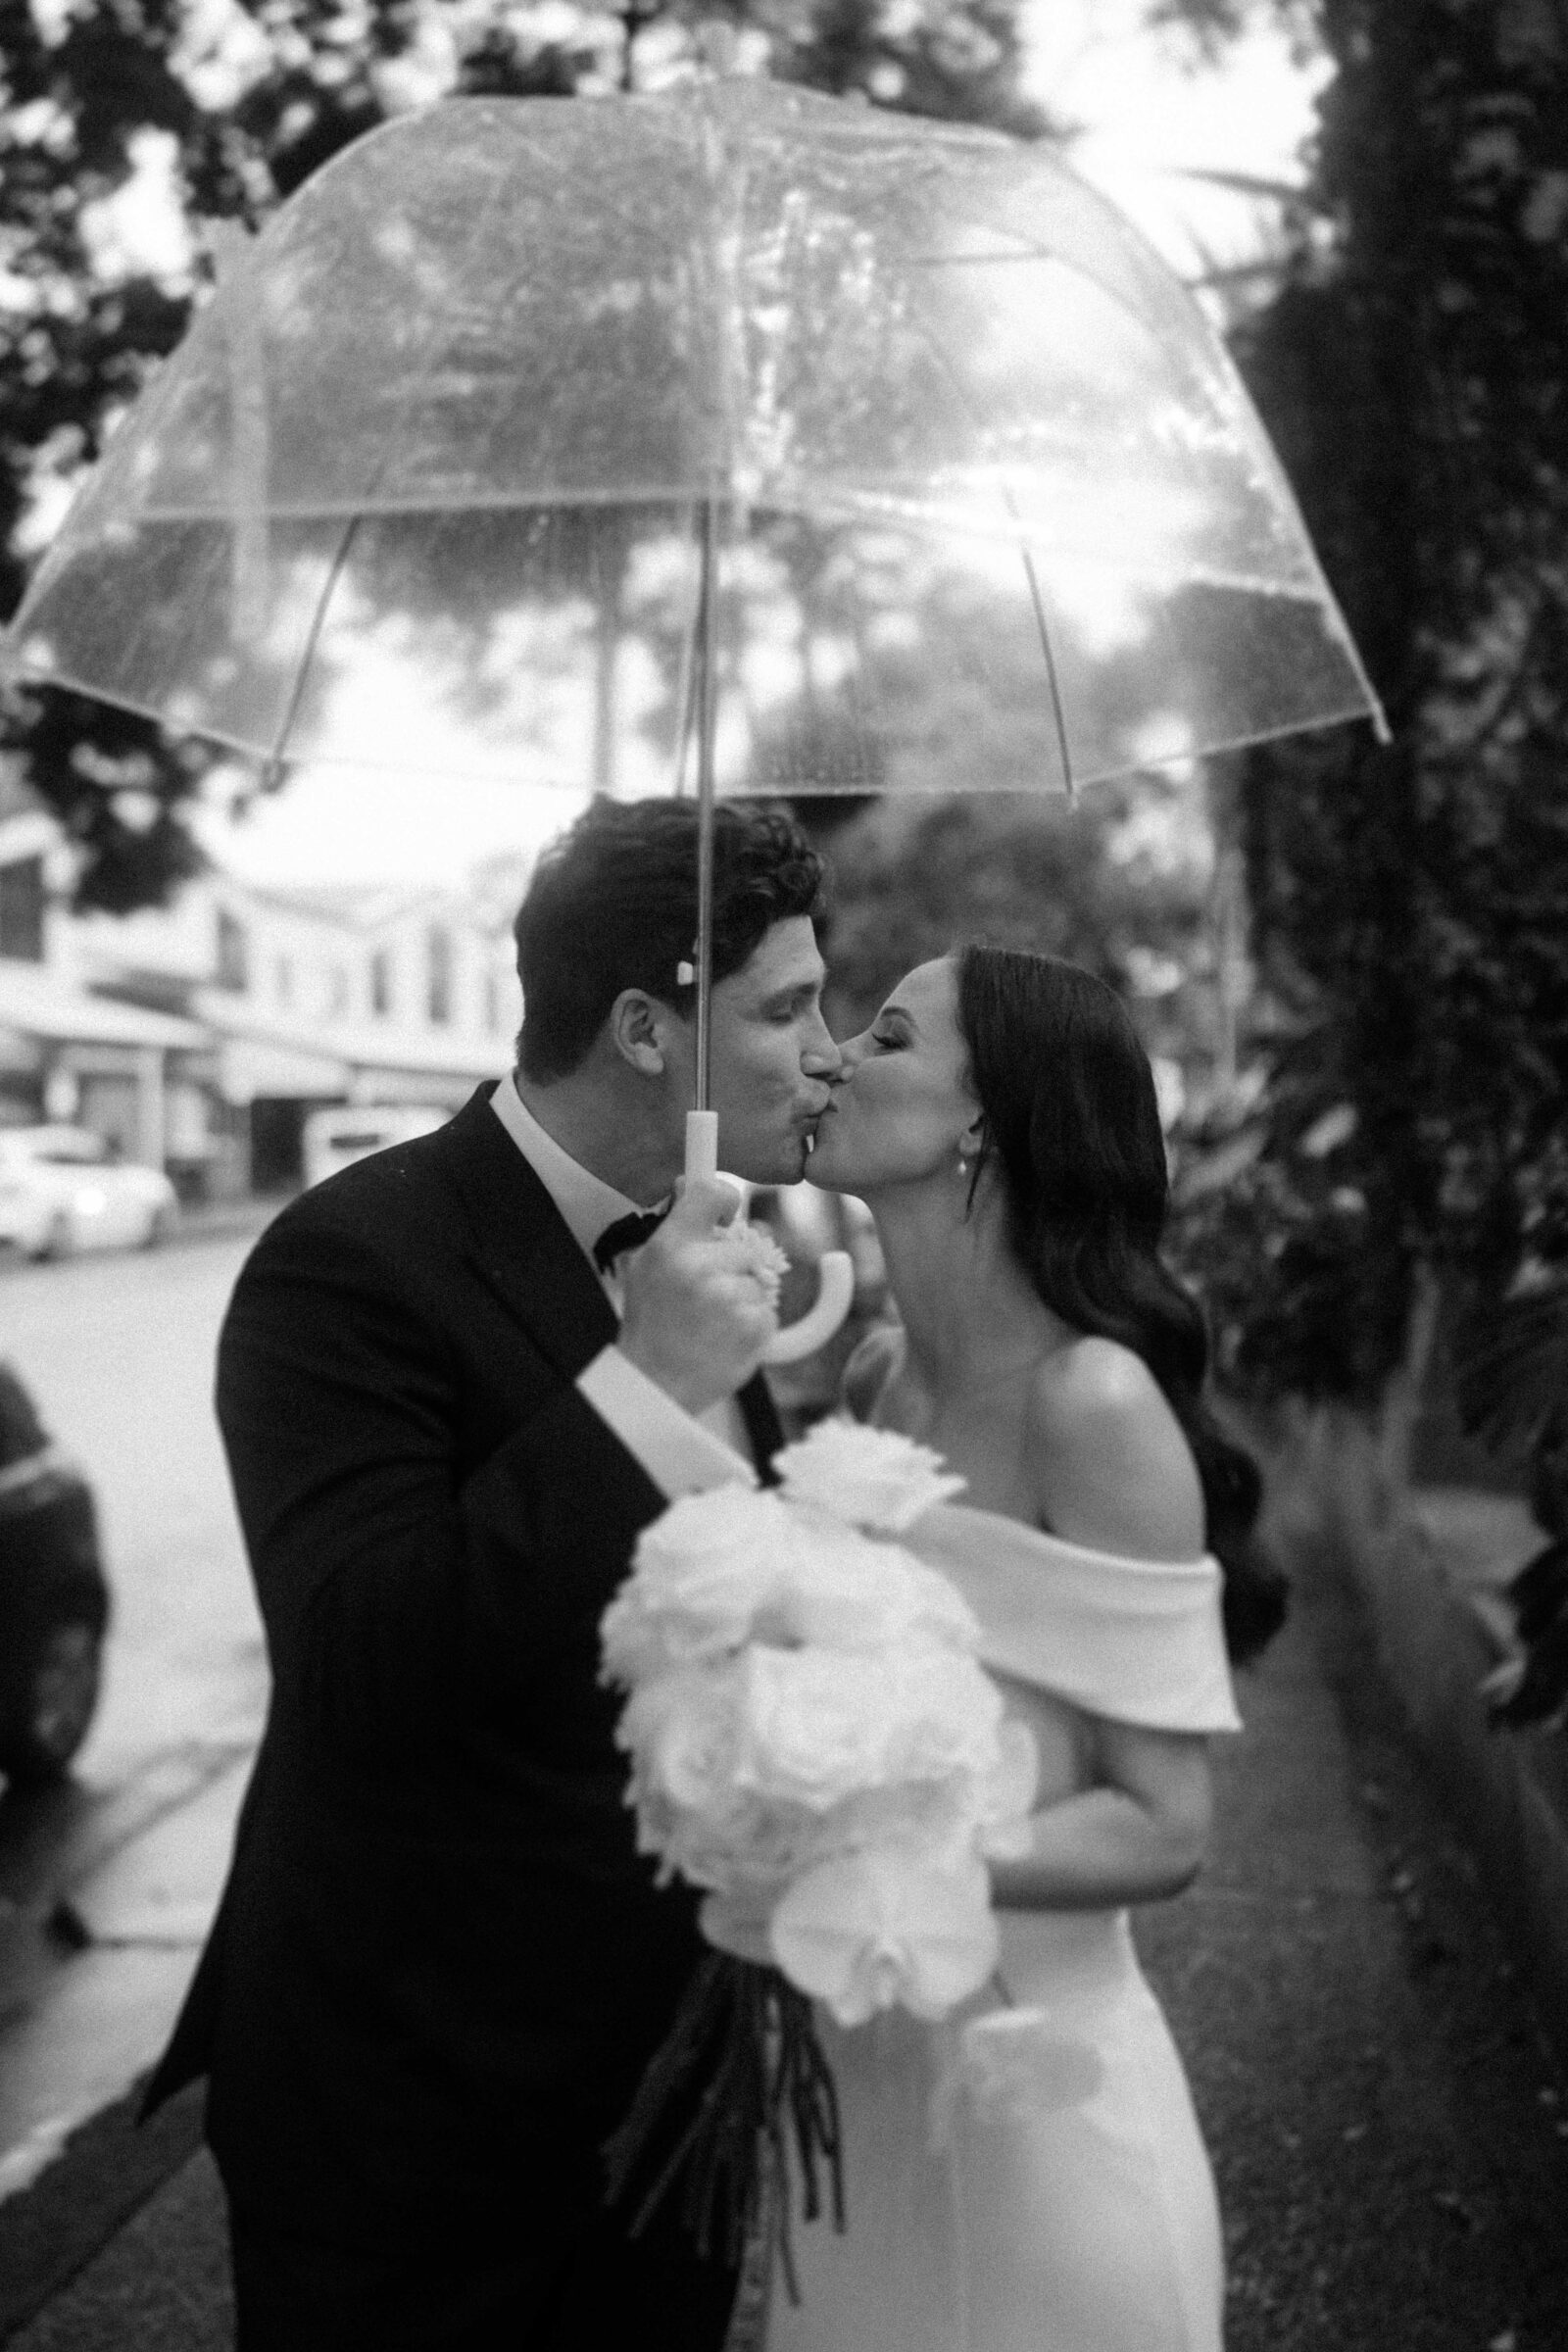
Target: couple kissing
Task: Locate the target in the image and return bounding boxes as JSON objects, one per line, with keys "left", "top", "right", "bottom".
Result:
{"left": 144, "top": 795, "right": 1282, "bottom": 2352}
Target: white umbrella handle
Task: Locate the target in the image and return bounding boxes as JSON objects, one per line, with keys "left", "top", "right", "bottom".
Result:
{"left": 685, "top": 1110, "right": 855, "bottom": 1366}
{"left": 760, "top": 1250, "right": 856, "bottom": 1364}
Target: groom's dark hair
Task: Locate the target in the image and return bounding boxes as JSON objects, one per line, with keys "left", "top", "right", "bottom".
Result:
{"left": 514, "top": 798, "right": 826, "bottom": 1082}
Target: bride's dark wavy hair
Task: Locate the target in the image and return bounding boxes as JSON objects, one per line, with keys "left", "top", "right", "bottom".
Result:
{"left": 956, "top": 944, "right": 1286, "bottom": 1664}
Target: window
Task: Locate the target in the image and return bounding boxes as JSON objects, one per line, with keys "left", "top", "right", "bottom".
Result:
{"left": 325, "top": 962, "right": 349, "bottom": 1018}
{"left": 216, "top": 907, "right": 249, "bottom": 991}
{"left": 369, "top": 948, "right": 393, "bottom": 1017}
{"left": 426, "top": 926, "right": 452, "bottom": 1026}
{"left": 275, "top": 955, "right": 293, "bottom": 1008}
{"left": 0, "top": 857, "right": 44, "bottom": 962}
{"left": 482, "top": 968, "right": 501, "bottom": 1035}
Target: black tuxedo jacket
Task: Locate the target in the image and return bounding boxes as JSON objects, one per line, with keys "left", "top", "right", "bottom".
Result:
{"left": 142, "top": 1084, "right": 781, "bottom": 2247}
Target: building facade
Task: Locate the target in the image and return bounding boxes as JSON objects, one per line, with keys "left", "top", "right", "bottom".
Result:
{"left": 0, "top": 776, "right": 525, "bottom": 1196}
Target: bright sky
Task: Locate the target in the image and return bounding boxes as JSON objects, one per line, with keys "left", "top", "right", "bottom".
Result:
{"left": 95, "top": 2, "right": 1326, "bottom": 888}
{"left": 1023, "top": 0, "right": 1326, "bottom": 274}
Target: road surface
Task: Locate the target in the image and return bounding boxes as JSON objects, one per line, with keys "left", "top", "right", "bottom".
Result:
{"left": 0, "top": 1227, "right": 270, "bottom": 2202}
{"left": 2, "top": 1232, "right": 267, "bottom": 1780}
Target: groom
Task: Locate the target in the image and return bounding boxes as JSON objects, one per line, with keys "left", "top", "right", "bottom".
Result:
{"left": 142, "top": 797, "right": 840, "bottom": 2349}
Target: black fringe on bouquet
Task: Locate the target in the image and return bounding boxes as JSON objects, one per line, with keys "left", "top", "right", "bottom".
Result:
{"left": 603, "top": 1952, "right": 845, "bottom": 2303}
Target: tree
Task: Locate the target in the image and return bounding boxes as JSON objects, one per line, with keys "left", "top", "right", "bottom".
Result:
{"left": 816, "top": 779, "right": 1219, "bottom": 1092}
{"left": 0, "top": 0, "right": 1047, "bottom": 908}
{"left": 1157, "top": 0, "right": 1568, "bottom": 1424}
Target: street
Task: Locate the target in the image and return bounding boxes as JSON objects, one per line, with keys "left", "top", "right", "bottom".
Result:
{"left": 0, "top": 1227, "right": 270, "bottom": 2205}
{"left": 4, "top": 1516, "right": 1568, "bottom": 2351}
{"left": 2, "top": 1229, "right": 1567, "bottom": 2348}
{"left": 0, "top": 1232, "right": 266, "bottom": 1782}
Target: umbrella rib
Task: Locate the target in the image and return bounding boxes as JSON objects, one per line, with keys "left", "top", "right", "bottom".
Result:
{"left": 1017, "top": 543, "right": 1075, "bottom": 799}
{"left": 249, "top": 147, "right": 553, "bottom": 782}
{"left": 15, "top": 92, "right": 1389, "bottom": 785}
{"left": 230, "top": 152, "right": 524, "bottom": 785}
{"left": 140, "top": 488, "right": 721, "bottom": 520}
{"left": 889, "top": 287, "right": 1078, "bottom": 794}
{"left": 496, "top": 101, "right": 692, "bottom": 246}
{"left": 962, "top": 155, "right": 1240, "bottom": 346}
{"left": 264, "top": 513, "right": 364, "bottom": 780}
{"left": 294, "top": 108, "right": 708, "bottom": 524}
{"left": 898, "top": 245, "right": 1072, "bottom": 270}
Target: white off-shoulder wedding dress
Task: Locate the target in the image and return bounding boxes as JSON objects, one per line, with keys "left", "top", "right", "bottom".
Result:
{"left": 764, "top": 1500, "right": 1242, "bottom": 2352}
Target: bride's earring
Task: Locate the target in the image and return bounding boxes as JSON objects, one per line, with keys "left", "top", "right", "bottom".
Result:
{"left": 956, "top": 1145, "right": 970, "bottom": 1179}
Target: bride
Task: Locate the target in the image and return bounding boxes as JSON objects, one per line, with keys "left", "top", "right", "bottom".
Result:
{"left": 763, "top": 943, "right": 1284, "bottom": 2352}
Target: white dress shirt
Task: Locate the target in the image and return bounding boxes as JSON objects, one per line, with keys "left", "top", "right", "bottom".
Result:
{"left": 489, "top": 1075, "right": 756, "bottom": 1497}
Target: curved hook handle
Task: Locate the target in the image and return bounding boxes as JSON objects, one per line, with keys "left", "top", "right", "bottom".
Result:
{"left": 684, "top": 1111, "right": 855, "bottom": 1368}
{"left": 761, "top": 1250, "right": 856, "bottom": 1364}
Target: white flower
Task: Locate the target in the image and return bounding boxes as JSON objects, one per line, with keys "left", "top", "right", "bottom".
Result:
{"left": 599, "top": 1413, "right": 1029, "bottom": 2033}
{"left": 602, "top": 1488, "right": 805, "bottom": 1682}
{"left": 884, "top": 1645, "right": 1009, "bottom": 1781}
{"left": 974, "top": 1718, "right": 1041, "bottom": 1860}
{"left": 620, "top": 1666, "right": 742, "bottom": 1816}
{"left": 734, "top": 1642, "right": 1005, "bottom": 1813}
{"left": 720, "top": 1216, "right": 793, "bottom": 1309}
{"left": 769, "top": 1850, "right": 999, "bottom": 2026}
{"left": 733, "top": 1646, "right": 905, "bottom": 1812}
{"left": 617, "top": 1662, "right": 851, "bottom": 1891}
{"left": 634, "top": 1484, "right": 800, "bottom": 1597}
{"left": 773, "top": 1419, "right": 967, "bottom": 1533}
{"left": 766, "top": 1522, "right": 982, "bottom": 1655}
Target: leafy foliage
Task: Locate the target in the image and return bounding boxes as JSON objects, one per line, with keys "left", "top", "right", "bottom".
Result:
{"left": 817, "top": 780, "right": 1213, "bottom": 1044}
{"left": 0, "top": 0, "right": 1047, "bottom": 907}
{"left": 1165, "top": 0, "right": 1568, "bottom": 1418}
{"left": 1452, "top": 1282, "right": 1568, "bottom": 1469}
{"left": 1450, "top": 1276, "right": 1568, "bottom": 1728}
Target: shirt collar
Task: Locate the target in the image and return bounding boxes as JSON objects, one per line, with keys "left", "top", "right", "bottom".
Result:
{"left": 490, "top": 1073, "right": 653, "bottom": 1272}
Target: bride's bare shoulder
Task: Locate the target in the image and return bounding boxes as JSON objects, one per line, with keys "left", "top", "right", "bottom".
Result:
{"left": 1026, "top": 1336, "right": 1205, "bottom": 1560}
{"left": 840, "top": 1320, "right": 905, "bottom": 1425}
{"left": 1032, "top": 1334, "right": 1161, "bottom": 1421}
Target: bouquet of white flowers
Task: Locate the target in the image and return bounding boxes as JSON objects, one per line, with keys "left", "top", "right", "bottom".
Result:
{"left": 600, "top": 1419, "right": 1038, "bottom": 2291}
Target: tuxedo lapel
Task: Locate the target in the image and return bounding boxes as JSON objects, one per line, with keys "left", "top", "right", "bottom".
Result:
{"left": 437, "top": 1086, "right": 617, "bottom": 1378}
{"left": 436, "top": 1086, "right": 786, "bottom": 1480}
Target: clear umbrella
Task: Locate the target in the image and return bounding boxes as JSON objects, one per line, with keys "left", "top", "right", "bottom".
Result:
{"left": 3, "top": 77, "right": 1385, "bottom": 1342}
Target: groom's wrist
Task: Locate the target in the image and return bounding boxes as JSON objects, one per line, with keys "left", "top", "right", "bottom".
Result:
{"left": 612, "top": 1332, "right": 711, "bottom": 1415}
{"left": 577, "top": 1346, "right": 757, "bottom": 1497}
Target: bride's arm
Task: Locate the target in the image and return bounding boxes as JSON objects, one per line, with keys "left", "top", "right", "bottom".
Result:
{"left": 989, "top": 1686, "right": 1213, "bottom": 1910}
{"left": 989, "top": 1334, "right": 1214, "bottom": 1909}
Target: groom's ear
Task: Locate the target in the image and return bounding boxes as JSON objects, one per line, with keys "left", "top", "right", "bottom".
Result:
{"left": 608, "top": 987, "right": 679, "bottom": 1076}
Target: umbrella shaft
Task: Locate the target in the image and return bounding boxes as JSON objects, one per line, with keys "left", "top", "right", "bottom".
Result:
{"left": 694, "top": 495, "right": 719, "bottom": 1112}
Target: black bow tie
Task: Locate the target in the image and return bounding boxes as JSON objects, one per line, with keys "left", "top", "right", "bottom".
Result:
{"left": 593, "top": 1205, "right": 669, "bottom": 1273}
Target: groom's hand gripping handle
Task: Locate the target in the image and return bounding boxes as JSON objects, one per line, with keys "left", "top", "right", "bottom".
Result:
{"left": 616, "top": 1174, "right": 778, "bottom": 1415}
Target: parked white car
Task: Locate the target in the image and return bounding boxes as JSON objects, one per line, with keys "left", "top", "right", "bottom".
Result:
{"left": 301, "top": 1103, "right": 451, "bottom": 1191}
{"left": 0, "top": 1127, "right": 178, "bottom": 1260}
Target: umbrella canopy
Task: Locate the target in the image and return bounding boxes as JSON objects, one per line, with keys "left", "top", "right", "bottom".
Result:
{"left": 5, "top": 79, "right": 1384, "bottom": 803}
